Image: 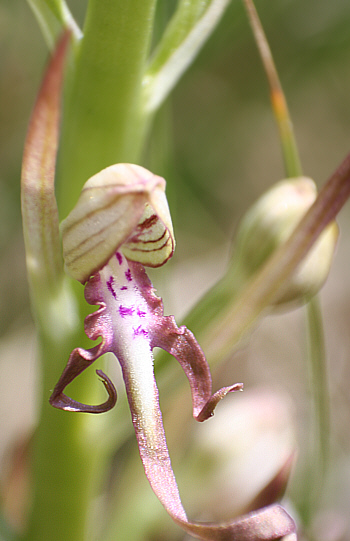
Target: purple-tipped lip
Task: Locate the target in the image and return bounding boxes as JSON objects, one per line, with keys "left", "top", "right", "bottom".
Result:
{"left": 49, "top": 251, "right": 296, "bottom": 540}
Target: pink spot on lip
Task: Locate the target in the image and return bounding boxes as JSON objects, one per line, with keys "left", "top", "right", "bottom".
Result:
{"left": 116, "top": 252, "right": 123, "bottom": 265}
{"left": 125, "top": 269, "right": 132, "bottom": 282}
{"left": 119, "top": 305, "right": 134, "bottom": 317}
{"left": 133, "top": 325, "right": 148, "bottom": 338}
{"left": 120, "top": 286, "right": 128, "bottom": 291}
{"left": 107, "top": 276, "right": 116, "bottom": 299}
{"left": 137, "top": 307, "right": 147, "bottom": 317}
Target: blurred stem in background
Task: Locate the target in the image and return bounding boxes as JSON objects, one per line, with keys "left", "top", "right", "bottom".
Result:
{"left": 303, "top": 295, "right": 330, "bottom": 527}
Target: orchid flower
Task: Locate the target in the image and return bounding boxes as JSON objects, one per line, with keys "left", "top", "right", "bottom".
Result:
{"left": 50, "top": 161, "right": 296, "bottom": 540}
{"left": 23, "top": 34, "right": 296, "bottom": 541}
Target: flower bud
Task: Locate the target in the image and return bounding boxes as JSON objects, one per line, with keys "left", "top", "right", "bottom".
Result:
{"left": 61, "top": 164, "right": 175, "bottom": 283}
{"left": 231, "top": 177, "right": 338, "bottom": 306}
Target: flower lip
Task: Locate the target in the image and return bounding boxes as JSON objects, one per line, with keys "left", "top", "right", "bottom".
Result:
{"left": 50, "top": 251, "right": 295, "bottom": 540}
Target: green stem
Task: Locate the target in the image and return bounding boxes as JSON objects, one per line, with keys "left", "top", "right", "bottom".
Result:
{"left": 242, "top": 0, "right": 302, "bottom": 178}
{"left": 23, "top": 335, "right": 90, "bottom": 541}
{"left": 21, "top": 5, "right": 158, "bottom": 539}
{"left": 308, "top": 296, "right": 330, "bottom": 476}
{"left": 21, "top": 280, "right": 119, "bottom": 541}
{"left": 57, "top": 0, "right": 157, "bottom": 218}
{"left": 300, "top": 296, "right": 330, "bottom": 525}
{"left": 19, "top": 34, "right": 106, "bottom": 541}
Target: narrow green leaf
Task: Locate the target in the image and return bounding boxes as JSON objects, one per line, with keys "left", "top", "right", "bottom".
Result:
{"left": 242, "top": 0, "right": 302, "bottom": 178}
{"left": 143, "top": 0, "right": 231, "bottom": 113}
{"left": 27, "top": 0, "right": 81, "bottom": 49}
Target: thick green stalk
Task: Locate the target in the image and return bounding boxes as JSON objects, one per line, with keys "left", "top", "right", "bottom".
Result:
{"left": 19, "top": 33, "right": 104, "bottom": 541}
{"left": 58, "top": 0, "right": 157, "bottom": 218}
{"left": 20, "top": 5, "right": 157, "bottom": 538}
{"left": 23, "top": 325, "right": 92, "bottom": 541}
{"left": 22, "top": 257, "right": 126, "bottom": 541}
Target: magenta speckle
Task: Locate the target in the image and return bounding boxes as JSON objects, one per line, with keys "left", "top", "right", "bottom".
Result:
{"left": 116, "top": 252, "right": 123, "bottom": 265}
{"left": 120, "top": 286, "right": 128, "bottom": 291}
{"left": 106, "top": 276, "right": 116, "bottom": 299}
{"left": 137, "top": 307, "right": 147, "bottom": 317}
{"left": 119, "top": 305, "right": 134, "bottom": 317}
{"left": 133, "top": 325, "right": 148, "bottom": 338}
{"left": 125, "top": 269, "right": 132, "bottom": 282}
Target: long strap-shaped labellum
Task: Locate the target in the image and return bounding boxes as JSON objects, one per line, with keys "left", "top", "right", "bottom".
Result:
{"left": 61, "top": 164, "right": 175, "bottom": 283}
{"left": 50, "top": 252, "right": 296, "bottom": 540}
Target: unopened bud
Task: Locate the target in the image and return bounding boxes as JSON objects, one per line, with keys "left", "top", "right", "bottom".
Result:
{"left": 61, "top": 164, "right": 175, "bottom": 283}
{"left": 231, "top": 177, "right": 338, "bottom": 306}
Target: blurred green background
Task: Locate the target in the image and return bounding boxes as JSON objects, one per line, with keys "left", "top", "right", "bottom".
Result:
{"left": 1, "top": 0, "right": 350, "bottom": 538}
